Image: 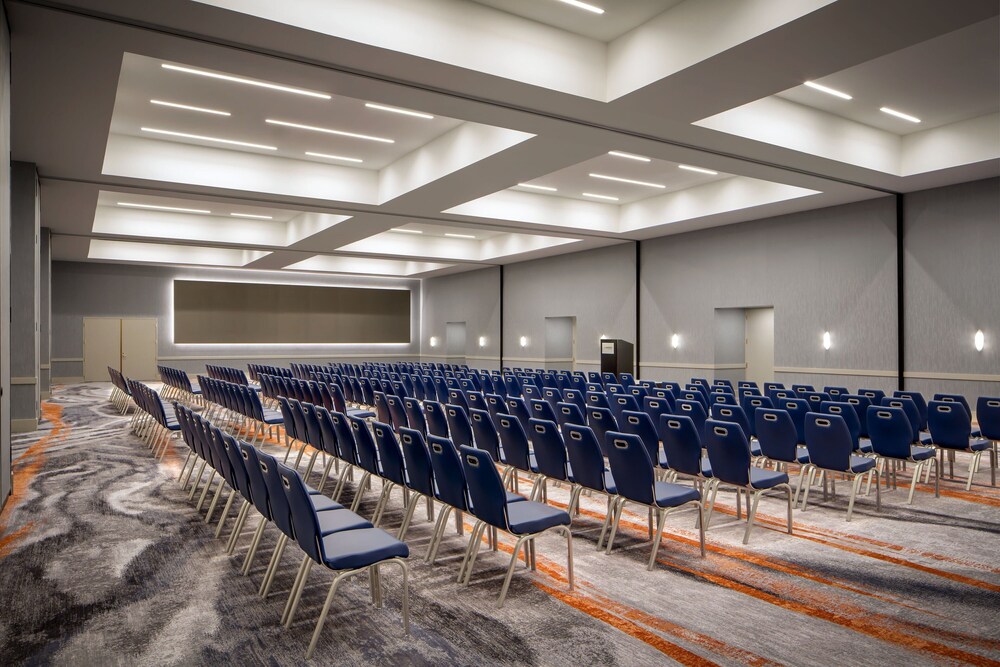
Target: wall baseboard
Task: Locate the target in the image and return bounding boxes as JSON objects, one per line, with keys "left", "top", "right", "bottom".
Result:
{"left": 40, "top": 391, "right": 52, "bottom": 400}
{"left": 11, "top": 376, "right": 37, "bottom": 385}
{"left": 641, "top": 362, "right": 747, "bottom": 371}
{"left": 774, "top": 366, "right": 897, "bottom": 378}
{"left": 903, "top": 370, "right": 1000, "bottom": 383}
{"left": 11, "top": 418, "right": 38, "bottom": 433}
{"left": 52, "top": 376, "right": 85, "bottom": 384}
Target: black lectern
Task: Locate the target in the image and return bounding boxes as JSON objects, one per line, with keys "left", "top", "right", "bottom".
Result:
{"left": 600, "top": 339, "right": 634, "bottom": 379}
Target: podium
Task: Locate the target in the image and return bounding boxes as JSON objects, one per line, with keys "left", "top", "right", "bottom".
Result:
{"left": 600, "top": 339, "right": 634, "bottom": 379}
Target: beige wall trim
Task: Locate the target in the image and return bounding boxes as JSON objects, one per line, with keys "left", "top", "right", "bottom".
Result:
{"left": 11, "top": 418, "right": 38, "bottom": 433}
{"left": 11, "top": 376, "right": 37, "bottom": 385}
{"left": 52, "top": 376, "right": 85, "bottom": 383}
{"left": 903, "top": 371, "right": 1000, "bottom": 382}
{"left": 641, "top": 362, "right": 747, "bottom": 371}
{"left": 464, "top": 355, "right": 502, "bottom": 361}
{"left": 52, "top": 357, "right": 84, "bottom": 363}
{"left": 40, "top": 391, "right": 51, "bottom": 400}
{"left": 157, "top": 353, "right": 417, "bottom": 362}
{"left": 774, "top": 367, "right": 897, "bottom": 378}
{"left": 39, "top": 363, "right": 50, "bottom": 370}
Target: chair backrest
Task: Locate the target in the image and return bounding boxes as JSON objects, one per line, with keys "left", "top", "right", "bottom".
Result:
{"left": 824, "top": 386, "right": 849, "bottom": 399}
{"left": 680, "top": 388, "right": 709, "bottom": 411}
{"left": 555, "top": 401, "right": 586, "bottom": 430}
{"left": 399, "top": 427, "right": 434, "bottom": 496}
{"left": 350, "top": 415, "right": 381, "bottom": 475}
{"left": 585, "top": 391, "right": 611, "bottom": 410}
{"left": 445, "top": 404, "right": 474, "bottom": 449}
{"left": 659, "top": 414, "right": 702, "bottom": 477}
{"left": 563, "top": 424, "right": 608, "bottom": 492}
{"left": 703, "top": 420, "right": 752, "bottom": 487}
{"left": 586, "top": 406, "right": 618, "bottom": 456}
{"left": 804, "top": 413, "right": 853, "bottom": 472}
{"left": 858, "top": 388, "right": 887, "bottom": 406}
{"left": 866, "top": 406, "right": 913, "bottom": 459}
{"left": 711, "top": 404, "right": 751, "bottom": 441}
{"left": 222, "top": 433, "right": 252, "bottom": 501}
{"left": 976, "top": 396, "right": 1000, "bottom": 441}
{"left": 468, "top": 408, "right": 502, "bottom": 462}
{"left": 801, "top": 391, "right": 831, "bottom": 412}
{"left": 754, "top": 408, "right": 800, "bottom": 464}
{"left": 238, "top": 442, "right": 271, "bottom": 519}
{"left": 562, "top": 388, "right": 585, "bottom": 411}
{"left": 764, "top": 382, "right": 785, "bottom": 393}
{"left": 711, "top": 393, "right": 737, "bottom": 407}
{"left": 386, "top": 394, "right": 409, "bottom": 432}
{"left": 642, "top": 396, "right": 672, "bottom": 439}
{"left": 495, "top": 412, "right": 533, "bottom": 471}
{"left": 839, "top": 394, "right": 873, "bottom": 437}
{"left": 649, "top": 387, "right": 676, "bottom": 409}
{"left": 424, "top": 400, "right": 450, "bottom": 438}
{"left": 932, "top": 393, "right": 972, "bottom": 419}
{"left": 605, "top": 431, "right": 655, "bottom": 506}
{"left": 373, "top": 421, "right": 407, "bottom": 485}
{"left": 256, "top": 449, "right": 294, "bottom": 536}
{"left": 820, "top": 401, "right": 863, "bottom": 449}
{"left": 675, "top": 399, "right": 708, "bottom": 437}
{"left": 740, "top": 394, "right": 773, "bottom": 436}
{"left": 881, "top": 396, "right": 921, "bottom": 443}
{"left": 767, "top": 388, "right": 796, "bottom": 404}
{"left": 278, "top": 462, "right": 323, "bottom": 562}
{"left": 402, "top": 397, "right": 427, "bottom": 436}
{"left": 428, "top": 435, "right": 468, "bottom": 510}
{"left": 460, "top": 446, "right": 510, "bottom": 529}
{"left": 928, "top": 400, "right": 973, "bottom": 449}
{"left": 529, "top": 398, "right": 558, "bottom": 424}
{"left": 504, "top": 396, "right": 532, "bottom": 432}
{"left": 779, "top": 398, "right": 811, "bottom": 444}
{"left": 619, "top": 410, "right": 661, "bottom": 468}
{"left": 739, "top": 381, "right": 759, "bottom": 392}
{"left": 892, "top": 391, "right": 927, "bottom": 430}
{"left": 529, "top": 418, "right": 569, "bottom": 480}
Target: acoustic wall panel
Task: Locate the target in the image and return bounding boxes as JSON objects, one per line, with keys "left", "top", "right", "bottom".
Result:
{"left": 173, "top": 280, "right": 410, "bottom": 344}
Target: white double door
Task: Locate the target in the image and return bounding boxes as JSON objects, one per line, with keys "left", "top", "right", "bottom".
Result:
{"left": 83, "top": 317, "right": 158, "bottom": 382}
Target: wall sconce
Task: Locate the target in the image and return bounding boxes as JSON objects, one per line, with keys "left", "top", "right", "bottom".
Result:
{"left": 822, "top": 331, "right": 832, "bottom": 350}
{"left": 519, "top": 336, "right": 528, "bottom": 348}
{"left": 975, "top": 329, "right": 985, "bottom": 352}
{"left": 429, "top": 336, "right": 439, "bottom": 348}
{"left": 670, "top": 333, "right": 680, "bottom": 349}
{"left": 600, "top": 333, "right": 608, "bottom": 339}
{"left": 478, "top": 336, "right": 487, "bottom": 348}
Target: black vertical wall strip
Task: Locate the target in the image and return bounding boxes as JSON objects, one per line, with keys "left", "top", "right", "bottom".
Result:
{"left": 896, "top": 194, "right": 905, "bottom": 390}
{"left": 635, "top": 240, "right": 641, "bottom": 376}
{"left": 499, "top": 264, "right": 504, "bottom": 371}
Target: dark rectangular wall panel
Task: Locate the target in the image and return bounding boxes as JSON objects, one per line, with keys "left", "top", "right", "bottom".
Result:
{"left": 173, "top": 280, "right": 410, "bottom": 344}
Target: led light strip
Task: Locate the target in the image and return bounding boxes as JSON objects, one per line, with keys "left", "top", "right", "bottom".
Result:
{"left": 589, "top": 173, "right": 665, "bottom": 188}
{"left": 517, "top": 183, "right": 557, "bottom": 192}
{"left": 608, "top": 151, "right": 650, "bottom": 162}
{"left": 150, "top": 99, "right": 230, "bottom": 116}
{"left": 803, "top": 81, "right": 852, "bottom": 100}
{"left": 230, "top": 213, "right": 274, "bottom": 220}
{"left": 305, "top": 151, "right": 364, "bottom": 163}
{"left": 582, "top": 192, "right": 618, "bottom": 201}
{"left": 117, "top": 202, "right": 211, "bottom": 214}
{"left": 266, "top": 119, "right": 394, "bottom": 143}
{"left": 365, "top": 102, "right": 434, "bottom": 119}
{"left": 161, "top": 64, "right": 331, "bottom": 99}
{"left": 141, "top": 127, "right": 277, "bottom": 150}
{"left": 678, "top": 164, "right": 718, "bottom": 175}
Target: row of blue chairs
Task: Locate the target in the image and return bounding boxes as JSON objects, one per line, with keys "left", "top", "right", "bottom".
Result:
{"left": 248, "top": 363, "right": 293, "bottom": 382}
{"left": 206, "top": 364, "right": 260, "bottom": 390}
{"left": 198, "top": 375, "right": 284, "bottom": 445}
{"left": 126, "top": 378, "right": 180, "bottom": 459}
{"left": 108, "top": 366, "right": 133, "bottom": 413}
{"left": 158, "top": 365, "right": 202, "bottom": 403}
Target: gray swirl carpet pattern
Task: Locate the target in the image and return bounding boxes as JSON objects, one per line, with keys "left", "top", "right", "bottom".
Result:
{"left": 1, "top": 383, "right": 998, "bottom": 666}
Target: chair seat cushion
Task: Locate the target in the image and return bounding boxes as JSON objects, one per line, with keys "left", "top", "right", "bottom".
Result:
{"left": 918, "top": 433, "right": 933, "bottom": 445}
{"left": 320, "top": 528, "right": 409, "bottom": 570}
{"left": 653, "top": 481, "right": 701, "bottom": 508}
{"left": 970, "top": 439, "right": 991, "bottom": 451}
{"left": 849, "top": 455, "right": 877, "bottom": 473}
{"left": 972, "top": 427, "right": 982, "bottom": 438}
{"left": 261, "top": 409, "right": 283, "bottom": 425}
{"left": 603, "top": 469, "right": 618, "bottom": 494}
{"left": 856, "top": 439, "right": 873, "bottom": 453}
{"left": 318, "top": 508, "right": 373, "bottom": 534}
{"left": 505, "top": 491, "right": 528, "bottom": 504}
{"left": 750, "top": 440, "right": 762, "bottom": 457}
{"left": 909, "top": 446, "right": 936, "bottom": 461}
{"left": 749, "top": 467, "right": 789, "bottom": 489}
{"left": 793, "top": 445, "right": 811, "bottom": 464}
{"left": 310, "top": 494, "right": 345, "bottom": 512}
{"left": 700, "top": 456, "right": 714, "bottom": 478}
{"left": 506, "top": 500, "right": 571, "bottom": 534}
{"left": 348, "top": 409, "right": 376, "bottom": 419}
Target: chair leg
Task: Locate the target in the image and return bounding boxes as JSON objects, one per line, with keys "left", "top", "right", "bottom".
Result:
{"left": 425, "top": 506, "right": 453, "bottom": 565}
{"left": 306, "top": 570, "right": 351, "bottom": 660}
{"left": 846, "top": 474, "right": 863, "bottom": 521}
{"left": 497, "top": 535, "right": 530, "bottom": 608}
{"left": 459, "top": 520, "right": 489, "bottom": 585}
{"left": 800, "top": 467, "right": 817, "bottom": 511}
{"left": 966, "top": 451, "right": 983, "bottom": 491}
{"left": 398, "top": 493, "right": 423, "bottom": 541}
{"left": 742, "top": 490, "right": 762, "bottom": 545}
{"left": 282, "top": 556, "right": 313, "bottom": 628}
{"left": 226, "top": 500, "right": 251, "bottom": 550}
{"left": 793, "top": 464, "right": 809, "bottom": 505}
{"left": 785, "top": 485, "right": 793, "bottom": 535}
{"left": 561, "top": 526, "right": 574, "bottom": 590}
{"left": 704, "top": 479, "right": 720, "bottom": 529}
{"left": 696, "top": 503, "right": 707, "bottom": 556}
{"left": 907, "top": 461, "right": 923, "bottom": 504}
{"left": 647, "top": 508, "right": 667, "bottom": 571}
{"left": 241, "top": 516, "right": 268, "bottom": 574}
{"left": 604, "top": 498, "right": 626, "bottom": 555}
{"left": 260, "top": 534, "right": 288, "bottom": 598}
{"left": 316, "top": 456, "right": 337, "bottom": 494}
{"left": 596, "top": 494, "right": 614, "bottom": 550}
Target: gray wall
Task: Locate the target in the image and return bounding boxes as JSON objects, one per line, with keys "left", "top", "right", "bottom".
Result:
{"left": 713, "top": 308, "right": 746, "bottom": 384}
{"left": 904, "top": 177, "right": 1000, "bottom": 400}
{"left": 640, "top": 196, "right": 899, "bottom": 392}
{"left": 1, "top": 4, "right": 11, "bottom": 506}
{"left": 420, "top": 267, "right": 500, "bottom": 370}
{"left": 503, "top": 243, "right": 636, "bottom": 374}
{"left": 51, "top": 261, "right": 421, "bottom": 379}
{"left": 10, "top": 162, "right": 40, "bottom": 431}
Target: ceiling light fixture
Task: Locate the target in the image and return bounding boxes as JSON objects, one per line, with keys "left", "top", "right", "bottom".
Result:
{"left": 160, "top": 63, "right": 331, "bottom": 99}
{"left": 230, "top": 213, "right": 274, "bottom": 220}
{"left": 150, "top": 99, "right": 230, "bottom": 116}
{"left": 391, "top": 228, "right": 423, "bottom": 234}
{"left": 364, "top": 102, "right": 434, "bottom": 119}
{"left": 554, "top": 0, "right": 605, "bottom": 14}
{"left": 880, "top": 107, "right": 921, "bottom": 123}
{"left": 117, "top": 202, "right": 211, "bottom": 214}
{"left": 589, "top": 173, "right": 665, "bottom": 188}
{"left": 803, "top": 81, "right": 852, "bottom": 100}
{"left": 444, "top": 233, "right": 476, "bottom": 239}
{"left": 141, "top": 127, "right": 277, "bottom": 150}
{"left": 266, "top": 119, "right": 394, "bottom": 143}
{"left": 304, "top": 151, "right": 364, "bottom": 163}
{"left": 582, "top": 192, "right": 619, "bottom": 201}
{"left": 678, "top": 164, "right": 718, "bottom": 175}
{"left": 517, "top": 183, "right": 558, "bottom": 192}
{"left": 608, "top": 150, "right": 650, "bottom": 162}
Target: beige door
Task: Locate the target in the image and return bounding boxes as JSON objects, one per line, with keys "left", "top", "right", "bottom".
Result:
{"left": 121, "top": 318, "right": 158, "bottom": 381}
{"left": 745, "top": 307, "right": 775, "bottom": 385}
{"left": 83, "top": 317, "right": 122, "bottom": 382}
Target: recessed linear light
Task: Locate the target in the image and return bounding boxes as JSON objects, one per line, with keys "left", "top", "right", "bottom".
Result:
{"left": 141, "top": 127, "right": 277, "bottom": 150}
{"left": 150, "top": 99, "right": 231, "bottom": 116}
{"left": 117, "top": 202, "right": 211, "bottom": 214}
{"left": 230, "top": 213, "right": 274, "bottom": 220}
{"left": 608, "top": 151, "right": 650, "bottom": 162}
{"left": 160, "top": 63, "right": 331, "bottom": 99}
{"left": 305, "top": 151, "right": 364, "bottom": 164}
{"left": 803, "top": 81, "right": 852, "bottom": 100}
{"left": 517, "top": 183, "right": 558, "bottom": 192}
{"left": 364, "top": 102, "right": 434, "bottom": 119}
{"left": 678, "top": 164, "right": 718, "bottom": 175}
{"left": 266, "top": 119, "right": 394, "bottom": 143}
{"left": 444, "top": 233, "right": 477, "bottom": 239}
{"left": 391, "top": 228, "right": 424, "bottom": 234}
{"left": 555, "top": 0, "right": 605, "bottom": 14}
{"left": 880, "top": 106, "right": 921, "bottom": 123}
{"left": 582, "top": 192, "right": 619, "bottom": 201}
{"left": 589, "top": 173, "right": 665, "bottom": 189}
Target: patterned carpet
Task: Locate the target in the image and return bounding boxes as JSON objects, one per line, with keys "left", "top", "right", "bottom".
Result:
{"left": 1, "top": 383, "right": 999, "bottom": 666}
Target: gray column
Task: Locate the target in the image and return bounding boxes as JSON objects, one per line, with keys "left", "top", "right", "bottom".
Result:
{"left": 0, "top": 2, "right": 11, "bottom": 507}
{"left": 39, "top": 228, "right": 51, "bottom": 399}
{"left": 10, "top": 162, "right": 40, "bottom": 432}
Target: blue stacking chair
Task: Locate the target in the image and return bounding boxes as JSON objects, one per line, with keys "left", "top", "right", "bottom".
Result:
{"left": 484, "top": 393, "right": 506, "bottom": 425}
{"left": 704, "top": 420, "right": 793, "bottom": 544}
{"left": 642, "top": 396, "right": 672, "bottom": 438}
{"left": 603, "top": 432, "right": 705, "bottom": 569}
{"left": 675, "top": 399, "right": 708, "bottom": 438}
{"left": 858, "top": 388, "right": 887, "bottom": 407}
{"left": 821, "top": 401, "right": 872, "bottom": 454}
{"left": 529, "top": 398, "right": 559, "bottom": 424}
{"left": 619, "top": 410, "right": 668, "bottom": 470}
{"left": 445, "top": 404, "right": 475, "bottom": 449}
{"left": 586, "top": 406, "right": 618, "bottom": 456}
{"left": 932, "top": 394, "right": 982, "bottom": 437}
{"left": 711, "top": 393, "right": 738, "bottom": 408}
{"left": 712, "top": 404, "right": 760, "bottom": 456}
{"left": 928, "top": 401, "right": 995, "bottom": 489}
{"left": 767, "top": 388, "right": 795, "bottom": 404}
{"left": 402, "top": 397, "right": 427, "bottom": 437}
{"left": 881, "top": 396, "right": 931, "bottom": 445}
{"left": 792, "top": 384, "right": 814, "bottom": 394}
{"left": 348, "top": 415, "right": 386, "bottom": 513}
{"left": 738, "top": 381, "right": 759, "bottom": 392}
{"left": 977, "top": 397, "right": 1000, "bottom": 459}
{"left": 469, "top": 408, "right": 509, "bottom": 475}
{"left": 397, "top": 427, "right": 437, "bottom": 541}
{"left": 528, "top": 419, "right": 573, "bottom": 503}
{"left": 893, "top": 391, "right": 928, "bottom": 431}
{"left": 681, "top": 387, "right": 710, "bottom": 411}
{"left": 713, "top": 379, "right": 734, "bottom": 391}
{"left": 763, "top": 382, "right": 784, "bottom": 393}
{"left": 278, "top": 463, "right": 409, "bottom": 659}
{"left": 800, "top": 391, "right": 830, "bottom": 413}
{"left": 840, "top": 394, "right": 873, "bottom": 438}
{"left": 867, "top": 406, "right": 939, "bottom": 503}
{"left": 385, "top": 394, "right": 409, "bottom": 433}
{"left": 801, "top": 413, "right": 880, "bottom": 520}
{"left": 496, "top": 413, "right": 539, "bottom": 490}
{"left": 371, "top": 422, "right": 410, "bottom": 526}
{"left": 458, "top": 446, "right": 573, "bottom": 607}
{"left": 755, "top": 408, "right": 813, "bottom": 503}
{"left": 740, "top": 394, "right": 773, "bottom": 437}
{"left": 659, "top": 414, "right": 712, "bottom": 484}
{"left": 585, "top": 391, "right": 611, "bottom": 411}
{"left": 555, "top": 401, "right": 586, "bottom": 431}
{"left": 779, "top": 398, "right": 811, "bottom": 445}
{"left": 424, "top": 401, "right": 450, "bottom": 438}
{"left": 562, "top": 389, "right": 585, "bottom": 413}
{"left": 505, "top": 396, "right": 533, "bottom": 432}
{"left": 824, "top": 386, "right": 849, "bottom": 399}
{"left": 563, "top": 424, "right": 618, "bottom": 548}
